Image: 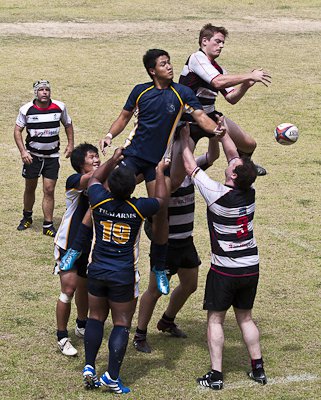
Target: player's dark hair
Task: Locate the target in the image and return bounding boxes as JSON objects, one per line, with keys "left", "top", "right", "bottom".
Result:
{"left": 108, "top": 167, "right": 136, "bottom": 200}
{"left": 143, "top": 49, "right": 170, "bottom": 78}
{"left": 199, "top": 23, "right": 229, "bottom": 46}
{"left": 233, "top": 158, "right": 257, "bottom": 191}
{"left": 71, "top": 143, "right": 98, "bottom": 173}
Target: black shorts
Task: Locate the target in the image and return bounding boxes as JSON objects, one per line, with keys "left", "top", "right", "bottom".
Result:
{"left": 54, "top": 246, "right": 88, "bottom": 278}
{"left": 178, "top": 111, "right": 223, "bottom": 145}
{"left": 203, "top": 269, "right": 259, "bottom": 311}
{"left": 149, "top": 236, "right": 201, "bottom": 276}
{"left": 119, "top": 155, "right": 170, "bottom": 183}
{"left": 87, "top": 277, "right": 137, "bottom": 303}
{"left": 22, "top": 156, "right": 60, "bottom": 180}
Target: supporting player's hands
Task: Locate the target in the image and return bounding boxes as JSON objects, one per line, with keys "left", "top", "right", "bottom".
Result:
{"left": 213, "top": 117, "right": 226, "bottom": 137}
{"left": 157, "top": 158, "right": 171, "bottom": 174}
{"left": 250, "top": 68, "right": 272, "bottom": 87}
{"left": 21, "top": 149, "right": 33, "bottom": 165}
{"left": 111, "top": 147, "right": 124, "bottom": 164}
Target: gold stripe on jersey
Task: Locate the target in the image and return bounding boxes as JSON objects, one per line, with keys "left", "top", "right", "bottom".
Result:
{"left": 91, "top": 197, "right": 114, "bottom": 210}
{"left": 135, "top": 85, "right": 154, "bottom": 106}
{"left": 125, "top": 200, "right": 145, "bottom": 220}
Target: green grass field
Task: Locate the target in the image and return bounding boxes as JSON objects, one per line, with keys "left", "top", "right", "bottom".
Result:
{"left": 1, "top": 1, "right": 320, "bottom": 399}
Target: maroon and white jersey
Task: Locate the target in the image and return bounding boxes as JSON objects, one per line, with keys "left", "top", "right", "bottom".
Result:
{"left": 16, "top": 99, "right": 72, "bottom": 158}
{"left": 192, "top": 168, "right": 259, "bottom": 277}
{"left": 179, "top": 50, "right": 234, "bottom": 116}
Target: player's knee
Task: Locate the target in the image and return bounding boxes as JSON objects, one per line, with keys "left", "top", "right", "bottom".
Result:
{"left": 59, "top": 292, "right": 74, "bottom": 304}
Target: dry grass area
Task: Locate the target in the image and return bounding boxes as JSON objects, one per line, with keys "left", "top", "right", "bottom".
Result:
{"left": 0, "top": 1, "right": 320, "bottom": 399}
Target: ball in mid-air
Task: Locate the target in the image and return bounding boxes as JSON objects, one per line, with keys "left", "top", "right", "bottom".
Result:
{"left": 274, "top": 123, "right": 299, "bottom": 145}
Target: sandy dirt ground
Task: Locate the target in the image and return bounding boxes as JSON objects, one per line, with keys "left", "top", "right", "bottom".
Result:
{"left": 0, "top": 17, "right": 320, "bottom": 38}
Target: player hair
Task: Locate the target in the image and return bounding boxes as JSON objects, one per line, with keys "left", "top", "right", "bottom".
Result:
{"left": 233, "top": 157, "right": 257, "bottom": 191}
{"left": 70, "top": 143, "right": 98, "bottom": 173}
{"left": 143, "top": 49, "right": 170, "bottom": 78}
{"left": 199, "top": 24, "right": 229, "bottom": 46}
{"left": 108, "top": 167, "right": 136, "bottom": 200}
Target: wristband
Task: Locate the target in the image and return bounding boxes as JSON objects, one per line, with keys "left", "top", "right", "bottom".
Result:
{"left": 106, "top": 132, "right": 113, "bottom": 140}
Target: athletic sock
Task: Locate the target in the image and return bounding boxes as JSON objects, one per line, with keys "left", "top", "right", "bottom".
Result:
{"left": 251, "top": 358, "right": 264, "bottom": 371}
{"left": 76, "top": 317, "right": 87, "bottom": 329}
{"left": 162, "top": 313, "right": 174, "bottom": 323}
{"left": 108, "top": 325, "right": 130, "bottom": 380}
{"left": 57, "top": 330, "right": 68, "bottom": 341}
{"left": 84, "top": 318, "right": 104, "bottom": 368}
{"left": 72, "top": 223, "right": 93, "bottom": 252}
{"left": 43, "top": 220, "right": 53, "bottom": 228}
{"left": 23, "top": 210, "right": 33, "bottom": 219}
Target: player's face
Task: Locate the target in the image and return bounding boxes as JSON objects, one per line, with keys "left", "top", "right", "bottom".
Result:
{"left": 203, "top": 32, "right": 225, "bottom": 60}
{"left": 150, "top": 55, "right": 174, "bottom": 81}
{"left": 36, "top": 87, "right": 51, "bottom": 104}
{"left": 82, "top": 151, "right": 101, "bottom": 173}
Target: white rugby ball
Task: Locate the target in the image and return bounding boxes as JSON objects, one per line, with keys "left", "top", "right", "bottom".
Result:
{"left": 274, "top": 123, "right": 299, "bottom": 145}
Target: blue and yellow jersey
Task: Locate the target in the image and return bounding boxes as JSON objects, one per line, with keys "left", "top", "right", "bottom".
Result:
{"left": 54, "top": 173, "right": 91, "bottom": 252}
{"left": 87, "top": 183, "right": 160, "bottom": 284}
{"left": 122, "top": 81, "right": 203, "bottom": 164}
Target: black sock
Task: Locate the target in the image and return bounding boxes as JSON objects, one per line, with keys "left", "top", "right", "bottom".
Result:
{"left": 108, "top": 325, "right": 130, "bottom": 380}
{"left": 251, "top": 358, "right": 264, "bottom": 370}
{"left": 57, "top": 330, "right": 68, "bottom": 341}
{"left": 84, "top": 318, "right": 104, "bottom": 368}
{"left": 210, "top": 370, "right": 223, "bottom": 381}
{"left": 162, "top": 313, "right": 174, "bottom": 323}
{"left": 76, "top": 317, "right": 87, "bottom": 329}
{"left": 136, "top": 327, "right": 147, "bottom": 335}
{"left": 43, "top": 220, "right": 53, "bottom": 228}
{"left": 23, "top": 210, "right": 32, "bottom": 219}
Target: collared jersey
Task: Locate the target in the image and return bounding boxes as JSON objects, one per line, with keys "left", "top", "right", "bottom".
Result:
{"left": 179, "top": 50, "right": 234, "bottom": 118}
{"left": 122, "top": 81, "right": 203, "bottom": 164}
{"left": 87, "top": 183, "right": 160, "bottom": 284}
{"left": 54, "top": 173, "right": 91, "bottom": 252}
{"left": 16, "top": 99, "right": 72, "bottom": 158}
{"left": 192, "top": 169, "right": 259, "bottom": 277}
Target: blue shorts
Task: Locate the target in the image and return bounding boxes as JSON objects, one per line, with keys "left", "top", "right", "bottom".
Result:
{"left": 87, "top": 277, "right": 137, "bottom": 302}
{"left": 119, "top": 155, "right": 170, "bottom": 183}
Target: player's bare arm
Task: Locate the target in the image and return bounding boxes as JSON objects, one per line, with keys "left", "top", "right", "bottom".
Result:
{"left": 14, "top": 124, "right": 33, "bottom": 165}
{"left": 64, "top": 124, "right": 74, "bottom": 158}
{"left": 180, "top": 125, "right": 198, "bottom": 176}
{"left": 100, "top": 109, "right": 134, "bottom": 155}
{"left": 212, "top": 69, "right": 271, "bottom": 91}
{"left": 154, "top": 158, "right": 171, "bottom": 209}
{"left": 219, "top": 132, "right": 239, "bottom": 162}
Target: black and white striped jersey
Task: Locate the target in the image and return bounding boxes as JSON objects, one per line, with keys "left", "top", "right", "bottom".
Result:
{"left": 192, "top": 169, "right": 259, "bottom": 277}
{"left": 179, "top": 50, "right": 234, "bottom": 117}
{"left": 16, "top": 99, "right": 72, "bottom": 158}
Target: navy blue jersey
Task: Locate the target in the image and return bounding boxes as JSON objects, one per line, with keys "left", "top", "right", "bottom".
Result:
{"left": 87, "top": 183, "right": 160, "bottom": 284}
{"left": 122, "top": 81, "right": 203, "bottom": 164}
{"left": 55, "top": 173, "right": 91, "bottom": 252}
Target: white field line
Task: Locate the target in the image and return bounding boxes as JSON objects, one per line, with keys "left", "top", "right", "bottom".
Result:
{"left": 196, "top": 374, "right": 319, "bottom": 392}
{"left": 265, "top": 226, "right": 318, "bottom": 253}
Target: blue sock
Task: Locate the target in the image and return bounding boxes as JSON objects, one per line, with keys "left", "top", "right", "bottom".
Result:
{"left": 107, "top": 325, "right": 130, "bottom": 380}
{"left": 84, "top": 318, "right": 104, "bottom": 368}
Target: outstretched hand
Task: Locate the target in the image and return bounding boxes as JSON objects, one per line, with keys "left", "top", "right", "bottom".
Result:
{"left": 157, "top": 157, "right": 171, "bottom": 173}
{"left": 213, "top": 117, "right": 226, "bottom": 137}
{"left": 112, "top": 147, "right": 124, "bottom": 164}
{"left": 250, "top": 68, "right": 272, "bottom": 87}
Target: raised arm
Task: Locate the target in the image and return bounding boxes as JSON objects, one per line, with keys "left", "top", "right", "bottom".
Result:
{"left": 219, "top": 132, "right": 239, "bottom": 163}
{"left": 99, "top": 109, "right": 134, "bottom": 155}
{"left": 154, "top": 159, "right": 171, "bottom": 209}
{"left": 89, "top": 148, "right": 124, "bottom": 186}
